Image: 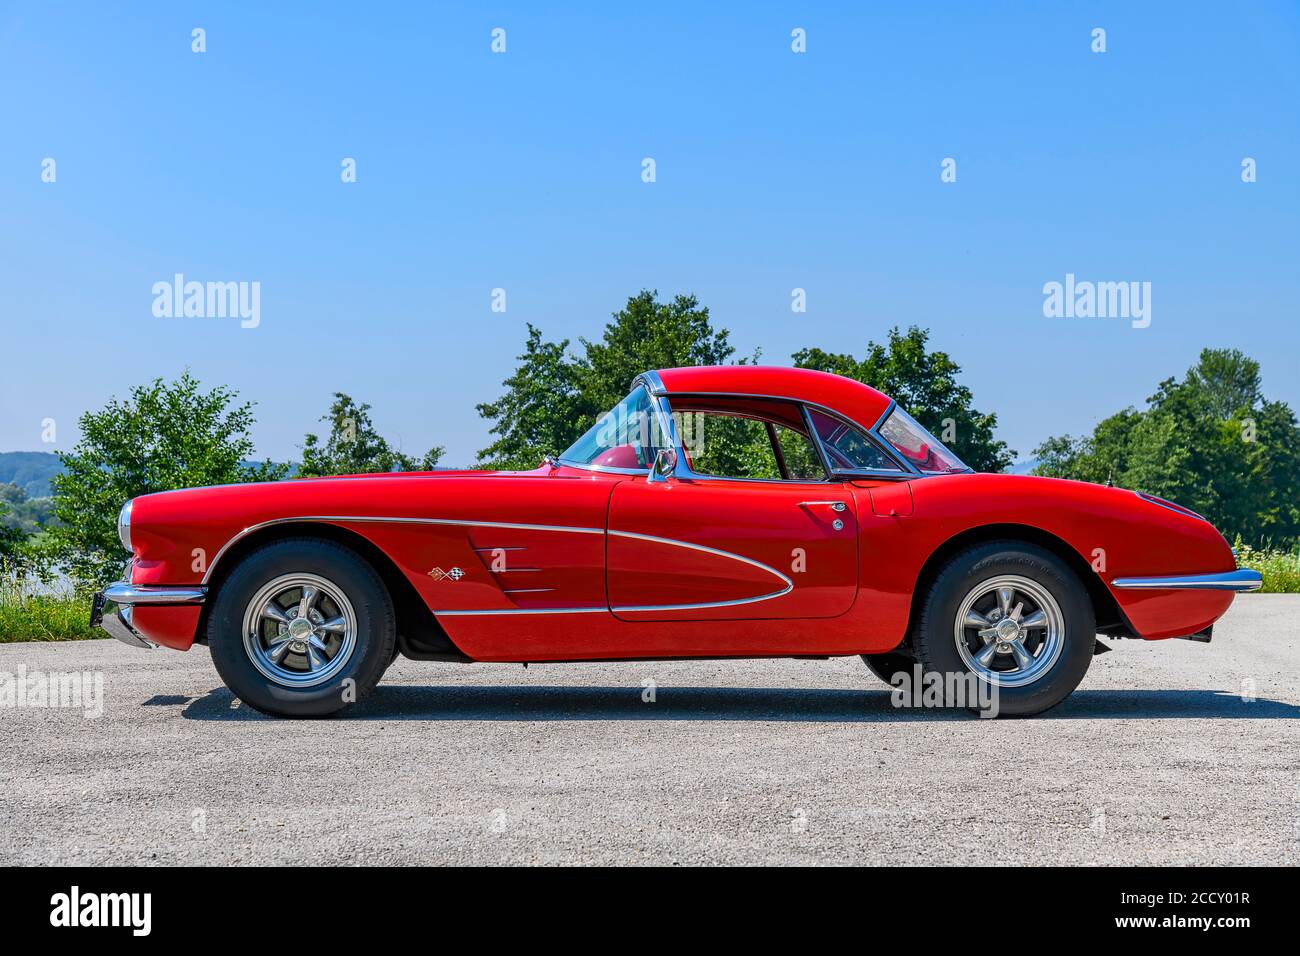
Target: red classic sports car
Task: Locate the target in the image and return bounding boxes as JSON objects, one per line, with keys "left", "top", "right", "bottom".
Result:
{"left": 92, "top": 366, "right": 1260, "bottom": 717}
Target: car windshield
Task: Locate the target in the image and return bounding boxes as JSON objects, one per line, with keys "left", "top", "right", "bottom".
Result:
{"left": 878, "top": 406, "right": 971, "bottom": 474}
{"left": 560, "top": 385, "right": 667, "bottom": 471}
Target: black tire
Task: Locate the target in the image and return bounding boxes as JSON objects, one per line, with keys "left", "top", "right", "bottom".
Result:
{"left": 860, "top": 650, "right": 916, "bottom": 686}
{"left": 912, "top": 541, "right": 1094, "bottom": 717}
{"left": 206, "top": 537, "right": 396, "bottom": 717}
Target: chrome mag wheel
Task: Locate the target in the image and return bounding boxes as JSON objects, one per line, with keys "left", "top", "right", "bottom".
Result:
{"left": 241, "top": 573, "right": 358, "bottom": 688}
{"left": 953, "top": 574, "right": 1065, "bottom": 688}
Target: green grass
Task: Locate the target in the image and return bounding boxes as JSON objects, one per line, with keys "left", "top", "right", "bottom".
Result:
{"left": 1235, "top": 546, "right": 1300, "bottom": 594}
{"left": 0, "top": 575, "right": 99, "bottom": 642}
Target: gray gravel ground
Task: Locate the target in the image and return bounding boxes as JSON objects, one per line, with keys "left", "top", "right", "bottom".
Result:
{"left": 2, "top": 595, "right": 1298, "bottom": 866}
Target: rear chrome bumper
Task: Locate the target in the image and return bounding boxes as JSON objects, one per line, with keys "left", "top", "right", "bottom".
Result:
{"left": 1111, "top": 568, "right": 1263, "bottom": 592}
{"left": 90, "top": 582, "right": 207, "bottom": 650}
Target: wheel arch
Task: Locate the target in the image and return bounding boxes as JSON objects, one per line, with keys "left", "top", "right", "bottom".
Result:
{"left": 198, "top": 520, "right": 468, "bottom": 660}
{"left": 905, "top": 523, "right": 1133, "bottom": 645}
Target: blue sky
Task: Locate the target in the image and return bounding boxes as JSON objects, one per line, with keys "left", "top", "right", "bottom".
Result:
{"left": 2, "top": 1, "right": 1297, "bottom": 467}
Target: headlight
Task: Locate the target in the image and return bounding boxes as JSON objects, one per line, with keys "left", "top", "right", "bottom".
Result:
{"left": 117, "top": 499, "right": 133, "bottom": 552}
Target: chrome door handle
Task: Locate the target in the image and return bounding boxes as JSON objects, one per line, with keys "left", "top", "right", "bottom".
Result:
{"left": 798, "top": 500, "right": 846, "bottom": 512}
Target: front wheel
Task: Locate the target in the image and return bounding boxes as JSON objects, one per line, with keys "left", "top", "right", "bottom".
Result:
{"left": 912, "top": 541, "right": 1095, "bottom": 717}
{"left": 207, "top": 537, "right": 396, "bottom": 717}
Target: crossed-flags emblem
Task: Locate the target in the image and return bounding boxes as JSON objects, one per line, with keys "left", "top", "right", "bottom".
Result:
{"left": 428, "top": 566, "right": 465, "bottom": 582}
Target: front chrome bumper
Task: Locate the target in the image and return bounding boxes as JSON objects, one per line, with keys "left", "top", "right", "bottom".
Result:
{"left": 1111, "top": 568, "right": 1263, "bottom": 592}
{"left": 90, "top": 581, "right": 208, "bottom": 650}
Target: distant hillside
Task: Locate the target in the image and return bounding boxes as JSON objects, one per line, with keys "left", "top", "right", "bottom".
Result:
{"left": 0, "top": 451, "right": 303, "bottom": 498}
{"left": 0, "top": 451, "right": 63, "bottom": 497}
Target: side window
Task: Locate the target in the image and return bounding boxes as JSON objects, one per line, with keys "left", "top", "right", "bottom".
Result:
{"left": 775, "top": 426, "right": 824, "bottom": 480}
{"left": 683, "top": 414, "right": 780, "bottom": 479}
{"left": 676, "top": 409, "right": 826, "bottom": 481}
{"left": 807, "top": 409, "right": 902, "bottom": 473}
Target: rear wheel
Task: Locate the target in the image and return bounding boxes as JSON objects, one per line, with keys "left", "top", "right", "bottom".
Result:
{"left": 207, "top": 537, "right": 395, "bottom": 717}
{"left": 912, "top": 541, "right": 1094, "bottom": 717}
{"left": 860, "top": 650, "right": 916, "bottom": 686}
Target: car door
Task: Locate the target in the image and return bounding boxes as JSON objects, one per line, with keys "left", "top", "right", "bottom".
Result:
{"left": 606, "top": 398, "right": 859, "bottom": 621}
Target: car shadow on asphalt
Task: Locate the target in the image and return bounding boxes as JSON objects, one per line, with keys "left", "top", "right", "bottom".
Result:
{"left": 178, "top": 685, "right": 1300, "bottom": 722}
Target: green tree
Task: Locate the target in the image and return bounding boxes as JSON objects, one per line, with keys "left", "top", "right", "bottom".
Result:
{"left": 0, "top": 483, "right": 55, "bottom": 535}
{"left": 0, "top": 498, "right": 25, "bottom": 561}
{"left": 50, "top": 372, "right": 287, "bottom": 586}
{"left": 1032, "top": 408, "right": 1144, "bottom": 486}
{"left": 299, "top": 393, "right": 444, "bottom": 477}
{"left": 475, "top": 325, "right": 586, "bottom": 469}
{"left": 794, "top": 326, "right": 1015, "bottom": 472}
{"left": 1032, "top": 349, "right": 1300, "bottom": 548}
{"left": 476, "top": 290, "right": 742, "bottom": 467}
{"left": 576, "top": 290, "right": 737, "bottom": 415}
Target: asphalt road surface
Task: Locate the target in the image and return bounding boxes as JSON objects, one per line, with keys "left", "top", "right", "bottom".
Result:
{"left": 2, "top": 596, "right": 1298, "bottom": 865}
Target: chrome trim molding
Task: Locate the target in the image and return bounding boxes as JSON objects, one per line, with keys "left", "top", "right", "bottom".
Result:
{"left": 653, "top": 394, "right": 692, "bottom": 477}
{"left": 1111, "top": 569, "right": 1263, "bottom": 592}
{"left": 434, "top": 606, "right": 608, "bottom": 617}
{"left": 612, "top": 591, "right": 791, "bottom": 613}
{"left": 829, "top": 468, "right": 915, "bottom": 479}
{"left": 202, "top": 516, "right": 604, "bottom": 584}
{"left": 435, "top": 527, "right": 797, "bottom": 616}
{"left": 607, "top": 529, "right": 794, "bottom": 612}
{"left": 637, "top": 370, "right": 667, "bottom": 396}
{"left": 319, "top": 516, "right": 605, "bottom": 534}
{"left": 554, "top": 459, "right": 649, "bottom": 476}
{"left": 103, "top": 582, "right": 208, "bottom": 606}
{"left": 799, "top": 403, "right": 835, "bottom": 479}
{"left": 871, "top": 400, "right": 896, "bottom": 432}
{"left": 99, "top": 605, "right": 155, "bottom": 649}
{"left": 1133, "top": 490, "right": 1207, "bottom": 522}
{"left": 117, "top": 499, "right": 133, "bottom": 553}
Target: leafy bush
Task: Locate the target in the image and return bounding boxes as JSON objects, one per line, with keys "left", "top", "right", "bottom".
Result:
{"left": 50, "top": 372, "right": 286, "bottom": 587}
{"left": 1234, "top": 545, "right": 1300, "bottom": 594}
{"left": 299, "top": 393, "right": 443, "bottom": 476}
{"left": 0, "top": 562, "right": 96, "bottom": 642}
